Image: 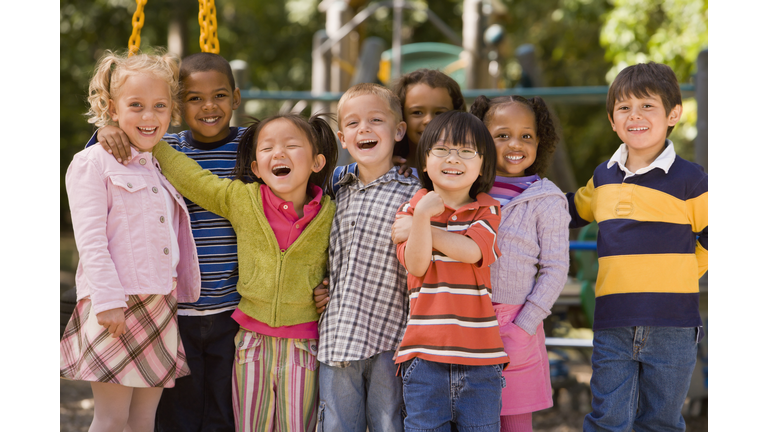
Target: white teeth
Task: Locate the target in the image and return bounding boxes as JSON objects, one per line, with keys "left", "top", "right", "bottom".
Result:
{"left": 201, "top": 117, "right": 220, "bottom": 124}
{"left": 273, "top": 165, "right": 289, "bottom": 170}
{"left": 358, "top": 139, "right": 376, "bottom": 144}
{"left": 628, "top": 127, "right": 648, "bottom": 131}
{"left": 138, "top": 127, "right": 156, "bottom": 133}
{"left": 442, "top": 170, "right": 463, "bottom": 175}
{"left": 506, "top": 155, "right": 523, "bottom": 161}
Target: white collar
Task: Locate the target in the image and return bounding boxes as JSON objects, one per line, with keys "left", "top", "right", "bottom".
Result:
{"left": 607, "top": 140, "right": 676, "bottom": 179}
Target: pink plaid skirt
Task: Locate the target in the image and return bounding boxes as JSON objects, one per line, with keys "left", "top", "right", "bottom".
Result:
{"left": 60, "top": 290, "right": 190, "bottom": 388}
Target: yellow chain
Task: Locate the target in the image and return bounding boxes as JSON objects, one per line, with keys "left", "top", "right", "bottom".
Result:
{"left": 198, "top": 0, "right": 220, "bottom": 54}
{"left": 127, "top": 0, "right": 148, "bottom": 56}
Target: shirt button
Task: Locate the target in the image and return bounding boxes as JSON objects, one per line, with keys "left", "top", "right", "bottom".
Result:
{"left": 160, "top": 216, "right": 165, "bottom": 223}
{"left": 127, "top": 183, "right": 133, "bottom": 188}
{"left": 139, "top": 158, "right": 146, "bottom": 165}
{"left": 283, "top": 205, "right": 288, "bottom": 210}
{"left": 451, "top": 215, "right": 457, "bottom": 221}
{"left": 295, "top": 224, "right": 300, "bottom": 229}
{"left": 351, "top": 221, "right": 355, "bottom": 227}
{"left": 163, "top": 248, "right": 170, "bottom": 255}
{"left": 176, "top": 194, "right": 181, "bottom": 199}
{"left": 152, "top": 187, "right": 158, "bottom": 193}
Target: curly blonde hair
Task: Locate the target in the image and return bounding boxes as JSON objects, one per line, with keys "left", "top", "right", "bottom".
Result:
{"left": 86, "top": 49, "right": 182, "bottom": 128}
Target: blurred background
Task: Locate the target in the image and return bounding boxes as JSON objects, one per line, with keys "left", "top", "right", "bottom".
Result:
{"left": 60, "top": 1, "right": 708, "bottom": 430}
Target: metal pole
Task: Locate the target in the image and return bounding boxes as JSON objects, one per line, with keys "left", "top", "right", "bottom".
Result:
{"left": 311, "top": 30, "right": 332, "bottom": 116}
{"left": 695, "top": 49, "right": 708, "bottom": 173}
{"left": 230, "top": 60, "right": 248, "bottom": 127}
{"left": 392, "top": 0, "right": 403, "bottom": 80}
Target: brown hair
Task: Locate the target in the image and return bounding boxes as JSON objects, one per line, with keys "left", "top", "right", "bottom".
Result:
{"left": 469, "top": 95, "right": 558, "bottom": 177}
{"left": 87, "top": 49, "right": 181, "bottom": 128}
{"left": 392, "top": 69, "right": 466, "bottom": 159}
{"left": 179, "top": 52, "right": 237, "bottom": 93}
{"left": 606, "top": 62, "right": 682, "bottom": 137}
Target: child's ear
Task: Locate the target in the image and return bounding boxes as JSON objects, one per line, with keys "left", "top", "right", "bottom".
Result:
{"left": 607, "top": 113, "right": 616, "bottom": 131}
{"left": 667, "top": 104, "right": 682, "bottom": 126}
{"left": 250, "top": 160, "right": 262, "bottom": 179}
{"left": 232, "top": 88, "right": 242, "bottom": 110}
{"left": 108, "top": 99, "right": 119, "bottom": 122}
{"left": 337, "top": 130, "right": 348, "bottom": 149}
{"left": 312, "top": 154, "right": 326, "bottom": 173}
{"left": 395, "top": 121, "right": 407, "bottom": 142}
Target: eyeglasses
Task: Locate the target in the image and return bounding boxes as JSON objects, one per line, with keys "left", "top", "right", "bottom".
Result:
{"left": 429, "top": 146, "right": 478, "bottom": 160}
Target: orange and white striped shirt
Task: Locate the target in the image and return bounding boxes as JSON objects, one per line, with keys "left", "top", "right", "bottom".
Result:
{"left": 395, "top": 189, "right": 509, "bottom": 367}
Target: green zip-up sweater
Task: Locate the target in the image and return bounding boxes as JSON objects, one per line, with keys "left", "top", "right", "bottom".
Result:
{"left": 153, "top": 141, "right": 335, "bottom": 327}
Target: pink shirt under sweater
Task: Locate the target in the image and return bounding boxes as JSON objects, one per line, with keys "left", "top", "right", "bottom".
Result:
{"left": 231, "top": 184, "right": 323, "bottom": 339}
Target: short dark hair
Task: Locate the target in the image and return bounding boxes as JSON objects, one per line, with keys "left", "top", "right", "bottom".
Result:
{"left": 607, "top": 62, "right": 682, "bottom": 137}
{"left": 392, "top": 69, "right": 466, "bottom": 159}
{"left": 415, "top": 110, "right": 496, "bottom": 199}
{"left": 469, "top": 94, "right": 558, "bottom": 177}
{"left": 179, "top": 52, "right": 237, "bottom": 92}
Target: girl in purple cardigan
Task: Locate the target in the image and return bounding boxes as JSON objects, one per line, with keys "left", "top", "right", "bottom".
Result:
{"left": 469, "top": 95, "right": 570, "bottom": 432}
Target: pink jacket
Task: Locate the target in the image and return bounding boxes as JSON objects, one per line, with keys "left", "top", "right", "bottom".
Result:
{"left": 66, "top": 145, "right": 200, "bottom": 314}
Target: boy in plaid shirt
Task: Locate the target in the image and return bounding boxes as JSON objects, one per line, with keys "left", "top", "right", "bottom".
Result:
{"left": 316, "top": 83, "right": 421, "bottom": 432}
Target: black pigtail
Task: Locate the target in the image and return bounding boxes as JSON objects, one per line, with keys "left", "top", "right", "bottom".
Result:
{"left": 308, "top": 113, "right": 339, "bottom": 192}
{"left": 232, "top": 117, "right": 261, "bottom": 183}
{"left": 527, "top": 96, "right": 558, "bottom": 176}
{"left": 468, "top": 95, "right": 492, "bottom": 121}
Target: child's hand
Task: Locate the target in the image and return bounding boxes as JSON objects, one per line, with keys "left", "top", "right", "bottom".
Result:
{"left": 391, "top": 214, "right": 413, "bottom": 244}
{"left": 314, "top": 278, "right": 330, "bottom": 314}
{"left": 414, "top": 191, "right": 445, "bottom": 219}
{"left": 393, "top": 155, "right": 413, "bottom": 177}
{"left": 97, "top": 125, "right": 133, "bottom": 165}
{"left": 96, "top": 307, "right": 126, "bottom": 338}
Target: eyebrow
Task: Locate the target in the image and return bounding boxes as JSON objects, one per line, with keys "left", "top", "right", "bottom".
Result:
{"left": 186, "top": 88, "right": 230, "bottom": 94}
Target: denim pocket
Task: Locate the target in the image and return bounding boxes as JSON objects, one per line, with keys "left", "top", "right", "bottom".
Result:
{"left": 401, "top": 357, "right": 420, "bottom": 384}
{"left": 291, "top": 339, "right": 318, "bottom": 371}
{"left": 235, "top": 331, "right": 263, "bottom": 365}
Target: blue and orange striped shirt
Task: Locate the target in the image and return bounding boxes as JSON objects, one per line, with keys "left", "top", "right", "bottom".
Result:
{"left": 567, "top": 142, "right": 708, "bottom": 330}
{"left": 395, "top": 189, "right": 509, "bottom": 367}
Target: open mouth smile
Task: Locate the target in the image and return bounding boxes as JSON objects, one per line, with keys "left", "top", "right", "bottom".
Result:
{"left": 271, "top": 164, "right": 291, "bottom": 176}
{"left": 357, "top": 139, "right": 378, "bottom": 149}
{"left": 200, "top": 116, "right": 221, "bottom": 124}
{"left": 138, "top": 127, "right": 157, "bottom": 135}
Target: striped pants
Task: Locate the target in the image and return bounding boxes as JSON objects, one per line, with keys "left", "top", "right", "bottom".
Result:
{"left": 232, "top": 329, "right": 319, "bottom": 432}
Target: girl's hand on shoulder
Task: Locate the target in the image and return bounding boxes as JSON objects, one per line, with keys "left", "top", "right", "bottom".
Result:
{"left": 391, "top": 214, "right": 413, "bottom": 244}
{"left": 313, "top": 278, "right": 330, "bottom": 314}
{"left": 392, "top": 155, "right": 413, "bottom": 177}
{"left": 415, "top": 191, "right": 445, "bottom": 219}
{"left": 96, "top": 307, "right": 127, "bottom": 338}
{"left": 97, "top": 125, "right": 133, "bottom": 166}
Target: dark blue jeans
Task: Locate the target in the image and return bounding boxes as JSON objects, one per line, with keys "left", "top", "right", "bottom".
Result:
{"left": 155, "top": 312, "right": 240, "bottom": 432}
{"left": 584, "top": 326, "right": 698, "bottom": 432}
{"left": 401, "top": 358, "right": 504, "bottom": 432}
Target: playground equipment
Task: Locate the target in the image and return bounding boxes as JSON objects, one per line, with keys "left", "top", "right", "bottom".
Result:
{"left": 127, "top": 0, "right": 220, "bottom": 55}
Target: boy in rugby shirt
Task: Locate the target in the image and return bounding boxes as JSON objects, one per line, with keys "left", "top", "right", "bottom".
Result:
{"left": 567, "top": 62, "right": 708, "bottom": 432}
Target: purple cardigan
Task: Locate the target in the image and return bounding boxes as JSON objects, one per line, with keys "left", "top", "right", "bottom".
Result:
{"left": 490, "top": 178, "right": 570, "bottom": 335}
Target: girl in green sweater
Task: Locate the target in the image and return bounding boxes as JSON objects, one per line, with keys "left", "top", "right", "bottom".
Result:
{"left": 152, "top": 113, "right": 338, "bottom": 432}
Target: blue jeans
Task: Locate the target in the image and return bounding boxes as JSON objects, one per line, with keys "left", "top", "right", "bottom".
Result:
{"left": 401, "top": 358, "right": 504, "bottom": 432}
{"left": 584, "top": 326, "right": 698, "bottom": 432}
{"left": 317, "top": 351, "right": 404, "bottom": 432}
{"left": 155, "top": 313, "right": 240, "bottom": 432}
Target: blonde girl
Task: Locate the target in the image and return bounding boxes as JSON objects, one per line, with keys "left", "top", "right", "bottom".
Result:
{"left": 60, "top": 50, "right": 200, "bottom": 432}
{"left": 151, "top": 113, "right": 338, "bottom": 432}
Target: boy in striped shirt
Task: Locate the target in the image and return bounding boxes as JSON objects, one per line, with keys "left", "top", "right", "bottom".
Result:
{"left": 394, "top": 111, "right": 508, "bottom": 431}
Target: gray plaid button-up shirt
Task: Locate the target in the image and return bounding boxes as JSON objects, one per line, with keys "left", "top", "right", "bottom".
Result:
{"left": 318, "top": 165, "right": 421, "bottom": 363}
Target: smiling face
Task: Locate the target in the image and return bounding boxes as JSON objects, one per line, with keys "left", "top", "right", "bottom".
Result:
{"left": 403, "top": 83, "right": 454, "bottom": 147}
{"left": 336, "top": 94, "right": 406, "bottom": 182}
{"left": 610, "top": 92, "right": 681, "bottom": 161}
{"left": 109, "top": 72, "right": 173, "bottom": 152}
{"left": 250, "top": 118, "right": 325, "bottom": 205}
{"left": 487, "top": 103, "right": 539, "bottom": 177}
{"left": 181, "top": 70, "right": 241, "bottom": 143}
{"left": 424, "top": 133, "right": 483, "bottom": 207}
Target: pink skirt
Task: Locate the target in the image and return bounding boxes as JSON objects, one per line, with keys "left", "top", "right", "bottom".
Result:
{"left": 494, "top": 304, "right": 553, "bottom": 415}
{"left": 60, "top": 290, "right": 190, "bottom": 388}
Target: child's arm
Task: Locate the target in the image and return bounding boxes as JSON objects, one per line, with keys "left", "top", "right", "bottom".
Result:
{"left": 392, "top": 213, "right": 491, "bottom": 265}
{"left": 689, "top": 175, "right": 708, "bottom": 278}
{"left": 566, "top": 177, "right": 596, "bottom": 229}
{"left": 514, "top": 195, "right": 571, "bottom": 335}
{"left": 403, "top": 191, "right": 444, "bottom": 277}
{"left": 95, "top": 125, "right": 133, "bottom": 165}
{"left": 152, "top": 141, "right": 239, "bottom": 220}
{"left": 65, "top": 153, "right": 129, "bottom": 322}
